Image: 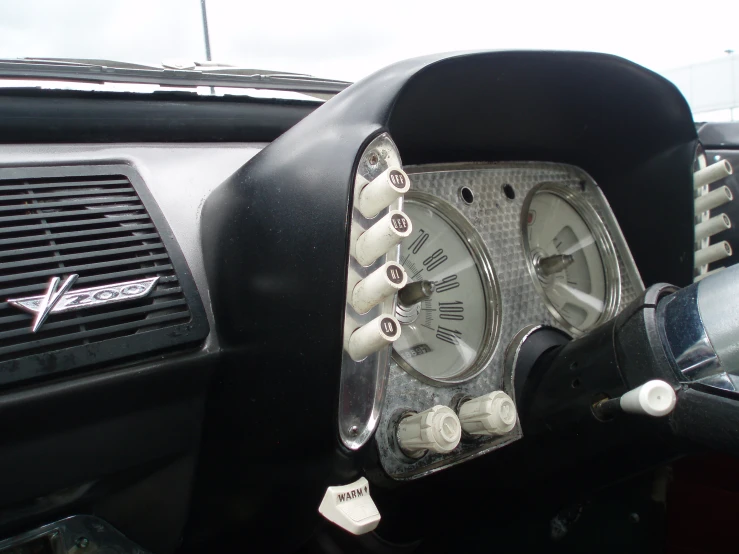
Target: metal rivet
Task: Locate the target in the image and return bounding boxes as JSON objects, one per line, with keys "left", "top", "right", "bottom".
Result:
{"left": 76, "top": 537, "right": 90, "bottom": 549}
{"left": 349, "top": 426, "right": 359, "bottom": 436}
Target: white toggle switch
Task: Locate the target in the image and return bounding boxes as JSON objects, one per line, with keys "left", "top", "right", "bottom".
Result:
{"left": 353, "top": 210, "right": 412, "bottom": 266}
{"left": 619, "top": 380, "right": 677, "bottom": 417}
{"left": 318, "top": 477, "right": 381, "bottom": 535}
{"left": 694, "top": 159, "right": 733, "bottom": 189}
{"left": 397, "top": 405, "right": 461, "bottom": 456}
{"left": 347, "top": 314, "right": 401, "bottom": 361}
{"left": 351, "top": 262, "right": 407, "bottom": 314}
{"left": 458, "top": 391, "right": 517, "bottom": 437}
{"left": 357, "top": 167, "right": 411, "bottom": 218}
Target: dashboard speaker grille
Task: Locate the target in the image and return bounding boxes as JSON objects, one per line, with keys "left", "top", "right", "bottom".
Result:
{"left": 0, "top": 165, "right": 208, "bottom": 386}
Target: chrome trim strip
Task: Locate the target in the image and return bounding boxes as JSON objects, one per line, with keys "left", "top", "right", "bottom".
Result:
{"left": 338, "top": 133, "right": 404, "bottom": 450}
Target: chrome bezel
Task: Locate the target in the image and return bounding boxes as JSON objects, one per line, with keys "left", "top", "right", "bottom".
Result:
{"left": 693, "top": 145, "right": 710, "bottom": 280}
{"left": 338, "top": 132, "right": 405, "bottom": 451}
{"left": 520, "top": 182, "right": 622, "bottom": 336}
{"left": 392, "top": 192, "right": 502, "bottom": 385}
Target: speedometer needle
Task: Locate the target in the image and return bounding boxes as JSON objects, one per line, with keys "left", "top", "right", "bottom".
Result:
{"left": 398, "top": 280, "right": 435, "bottom": 307}
{"left": 537, "top": 254, "right": 574, "bottom": 276}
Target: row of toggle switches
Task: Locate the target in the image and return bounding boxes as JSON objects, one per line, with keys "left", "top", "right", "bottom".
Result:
{"left": 346, "top": 167, "right": 412, "bottom": 361}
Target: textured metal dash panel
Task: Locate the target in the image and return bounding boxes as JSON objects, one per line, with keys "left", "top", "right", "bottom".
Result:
{"left": 376, "top": 162, "right": 643, "bottom": 479}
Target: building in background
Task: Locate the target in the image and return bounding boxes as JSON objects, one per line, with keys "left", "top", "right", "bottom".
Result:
{"left": 662, "top": 53, "right": 739, "bottom": 122}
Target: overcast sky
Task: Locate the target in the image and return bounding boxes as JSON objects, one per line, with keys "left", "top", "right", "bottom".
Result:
{"left": 0, "top": 0, "right": 737, "bottom": 82}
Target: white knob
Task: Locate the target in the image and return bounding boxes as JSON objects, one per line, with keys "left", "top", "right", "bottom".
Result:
{"left": 694, "top": 185, "right": 733, "bottom": 213}
{"left": 397, "top": 405, "right": 461, "bottom": 456}
{"left": 353, "top": 210, "right": 412, "bottom": 266}
{"left": 458, "top": 391, "right": 517, "bottom": 437}
{"left": 351, "top": 262, "right": 407, "bottom": 314}
{"left": 694, "top": 159, "right": 733, "bottom": 189}
{"left": 695, "top": 213, "right": 732, "bottom": 242}
{"left": 694, "top": 241, "right": 732, "bottom": 268}
{"left": 357, "top": 167, "right": 411, "bottom": 218}
{"left": 318, "top": 477, "right": 381, "bottom": 535}
{"left": 619, "top": 380, "right": 677, "bottom": 417}
{"left": 346, "top": 314, "right": 401, "bottom": 361}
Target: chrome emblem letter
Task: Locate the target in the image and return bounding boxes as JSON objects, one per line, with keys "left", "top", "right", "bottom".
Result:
{"left": 8, "top": 276, "right": 159, "bottom": 332}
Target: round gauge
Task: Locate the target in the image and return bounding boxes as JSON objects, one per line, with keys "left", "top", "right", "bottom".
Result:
{"left": 392, "top": 193, "right": 500, "bottom": 384}
{"left": 522, "top": 184, "right": 620, "bottom": 333}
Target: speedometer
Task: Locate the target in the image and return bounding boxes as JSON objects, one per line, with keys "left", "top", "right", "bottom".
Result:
{"left": 522, "top": 183, "right": 620, "bottom": 333}
{"left": 392, "top": 193, "right": 500, "bottom": 384}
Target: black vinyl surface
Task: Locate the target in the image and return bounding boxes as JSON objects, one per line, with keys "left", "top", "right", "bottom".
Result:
{"left": 0, "top": 50, "right": 706, "bottom": 554}
{"left": 195, "top": 50, "right": 698, "bottom": 552}
{"left": 0, "top": 88, "right": 318, "bottom": 143}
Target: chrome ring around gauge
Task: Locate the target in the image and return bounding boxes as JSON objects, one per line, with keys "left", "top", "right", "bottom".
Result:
{"left": 521, "top": 183, "right": 621, "bottom": 335}
{"left": 391, "top": 192, "right": 501, "bottom": 385}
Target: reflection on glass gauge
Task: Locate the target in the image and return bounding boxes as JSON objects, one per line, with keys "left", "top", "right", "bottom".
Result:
{"left": 523, "top": 184, "right": 620, "bottom": 333}
{"left": 392, "top": 193, "right": 500, "bottom": 384}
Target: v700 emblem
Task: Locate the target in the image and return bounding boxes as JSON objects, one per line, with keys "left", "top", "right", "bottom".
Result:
{"left": 8, "top": 276, "right": 159, "bottom": 333}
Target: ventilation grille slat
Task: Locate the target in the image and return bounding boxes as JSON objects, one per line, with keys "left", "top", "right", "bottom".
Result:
{"left": 0, "top": 223, "right": 156, "bottom": 247}
{"left": 4, "top": 232, "right": 161, "bottom": 257}
{"left": 0, "top": 312, "right": 190, "bottom": 357}
{"left": 0, "top": 195, "right": 142, "bottom": 214}
{"left": 2, "top": 187, "right": 134, "bottom": 202}
{"left": 0, "top": 253, "right": 170, "bottom": 284}
{"left": 2, "top": 205, "right": 147, "bottom": 224}
{"left": 0, "top": 178, "right": 131, "bottom": 192}
{"left": 0, "top": 214, "right": 151, "bottom": 236}
{"left": 3, "top": 243, "right": 166, "bottom": 271}
{"left": 0, "top": 173, "right": 194, "bottom": 366}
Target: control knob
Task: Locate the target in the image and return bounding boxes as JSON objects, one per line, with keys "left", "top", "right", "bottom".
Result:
{"left": 458, "top": 391, "right": 517, "bottom": 437}
{"left": 397, "top": 405, "right": 462, "bottom": 456}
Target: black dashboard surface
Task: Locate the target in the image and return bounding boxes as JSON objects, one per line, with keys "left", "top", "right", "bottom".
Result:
{"left": 197, "top": 50, "right": 697, "bottom": 551}
{"left": 0, "top": 51, "right": 699, "bottom": 553}
{"left": 0, "top": 88, "right": 318, "bottom": 143}
{"left": 0, "top": 144, "right": 261, "bottom": 552}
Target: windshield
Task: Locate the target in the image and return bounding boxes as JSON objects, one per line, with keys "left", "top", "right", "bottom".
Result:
{"left": 1, "top": 0, "right": 738, "bottom": 117}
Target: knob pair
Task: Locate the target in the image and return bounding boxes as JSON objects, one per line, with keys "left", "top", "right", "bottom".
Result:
{"left": 396, "top": 392, "right": 518, "bottom": 456}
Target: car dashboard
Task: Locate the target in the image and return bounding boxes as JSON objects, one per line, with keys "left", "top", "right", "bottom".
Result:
{"left": 1, "top": 50, "right": 736, "bottom": 554}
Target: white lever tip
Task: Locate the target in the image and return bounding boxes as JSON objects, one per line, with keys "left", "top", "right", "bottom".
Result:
{"left": 619, "top": 380, "right": 676, "bottom": 417}
{"left": 353, "top": 210, "right": 412, "bottom": 266}
{"left": 357, "top": 167, "right": 411, "bottom": 218}
{"left": 346, "top": 314, "right": 401, "bottom": 361}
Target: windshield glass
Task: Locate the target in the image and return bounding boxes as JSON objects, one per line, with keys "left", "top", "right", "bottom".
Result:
{"left": 1, "top": 0, "right": 738, "bottom": 117}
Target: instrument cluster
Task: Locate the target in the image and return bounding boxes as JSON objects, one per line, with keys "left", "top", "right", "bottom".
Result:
{"left": 339, "top": 135, "right": 644, "bottom": 479}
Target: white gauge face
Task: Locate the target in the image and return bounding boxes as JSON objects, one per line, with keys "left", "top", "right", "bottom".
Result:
{"left": 525, "top": 190, "right": 609, "bottom": 332}
{"left": 392, "top": 198, "right": 494, "bottom": 381}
